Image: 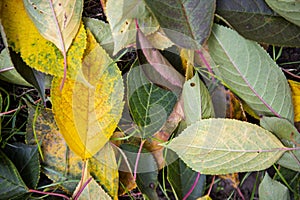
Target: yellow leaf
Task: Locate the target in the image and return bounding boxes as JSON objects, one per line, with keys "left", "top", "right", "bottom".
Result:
{"left": 197, "top": 195, "right": 212, "bottom": 200}
{"left": 289, "top": 80, "right": 300, "bottom": 122}
{"left": 27, "top": 107, "right": 119, "bottom": 198}
{"left": 74, "top": 161, "right": 113, "bottom": 200}
{"left": 1, "top": 0, "right": 86, "bottom": 78}
{"left": 23, "top": 0, "right": 83, "bottom": 52}
{"left": 51, "top": 30, "right": 124, "bottom": 159}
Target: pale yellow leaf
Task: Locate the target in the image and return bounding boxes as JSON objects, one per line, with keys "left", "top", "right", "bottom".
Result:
{"left": 23, "top": 0, "right": 83, "bottom": 52}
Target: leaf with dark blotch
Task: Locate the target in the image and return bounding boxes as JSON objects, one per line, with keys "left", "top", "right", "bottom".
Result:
{"left": 4, "top": 143, "right": 40, "bottom": 189}
{"left": 136, "top": 28, "right": 184, "bottom": 97}
{"left": 0, "top": 150, "right": 28, "bottom": 199}
{"left": 260, "top": 116, "right": 300, "bottom": 172}
{"left": 127, "top": 66, "right": 177, "bottom": 138}
{"left": 216, "top": 0, "right": 300, "bottom": 47}
{"left": 144, "top": 0, "right": 216, "bottom": 49}
{"left": 183, "top": 73, "right": 214, "bottom": 125}
{"left": 120, "top": 143, "right": 159, "bottom": 200}
{"left": 208, "top": 24, "right": 294, "bottom": 123}
{"left": 167, "top": 150, "right": 206, "bottom": 200}
{"left": 164, "top": 118, "right": 286, "bottom": 175}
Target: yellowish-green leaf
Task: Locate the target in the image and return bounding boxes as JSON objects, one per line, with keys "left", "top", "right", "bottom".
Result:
{"left": 74, "top": 161, "right": 113, "bottom": 200}
{"left": 1, "top": 0, "right": 86, "bottom": 78}
{"left": 289, "top": 80, "right": 300, "bottom": 122}
{"left": 197, "top": 195, "right": 212, "bottom": 200}
{"left": 106, "top": 0, "right": 159, "bottom": 54}
{"left": 26, "top": 107, "right": 119, "bottom": 197}
{"left": 23, "top": 0, "right": 83, "bottom": 52}
{"left": 164, "top": 118, "right": 286, "bottom": 175}
{"left": 51, "top": 31, "right": 124, "bottom": 159}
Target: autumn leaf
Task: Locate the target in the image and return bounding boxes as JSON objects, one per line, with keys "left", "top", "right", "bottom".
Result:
{"left": 289, "top": 80, "right": 300, "bottom": 122}
{"left": 26, "top": 107, "right": 119, "bottom": 198}
{"left": 51, "top": 30, "right": 124, "bottom": 159}
{"left": 1, "top": 0, "right": 86, "bottom": 78}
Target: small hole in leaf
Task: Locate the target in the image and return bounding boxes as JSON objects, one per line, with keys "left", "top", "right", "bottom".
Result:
{"left": 190, "top": 82, "right": 195, "bottom": 87}
{"left": 125, "top": 21, "right": 129, "bottom": 25}
{"left": 58, "top": 3, "right": 62, "bottom": 6}
{"left": 149, "top": 182, "right": 155, "bottom": 189}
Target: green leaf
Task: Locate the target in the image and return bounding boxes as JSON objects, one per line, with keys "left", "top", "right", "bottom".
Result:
{"left": 136, "top": 28, "right": 184, "bottom": 97}
{"left": 144, "top": 0, "right": 216, "bottom": 49}
{"left": 167, "top": 150, "right": 206, "bottom": 200}
{"left": 83, "top": 17, "right": 114, "bottom": 56}
{"left": 183, "top": 73, "right": 214, "bottom": 125}
{"left": 9, "top": 50, "right": 46, "bottom": 102}
{"left": 106, "top": 0, "right": 158, "bottom": 54}
{"left": 23, "top": 0, "right": 83, "bottom": 52}
{"left": 164, "top": 118, "right": 286, "bottom": 175}
{"left": 127, "top": 66, "right": 177, "bottom": 138}
{"left": 265, "top": 0, "right": 300, "bottom": 27}
{"left": 208, "top": 24, "right": 294, "bottom": 123}
{"left": 0, "top": 150, "right": 28, "bottom": 199}
{"left": 259, "top": 173, "right": 290, "bottom": 200}
{"left": 4, "top": 143, "right": 40, "bottom": 189}
{"left": 260, "top": 116, "right": 300, "bottom": 172}
{"left": 216, "top": 0, "right": 300, "bottom": 47}
{"left": 120, "top": 143, "right": 159, "bottom": 200}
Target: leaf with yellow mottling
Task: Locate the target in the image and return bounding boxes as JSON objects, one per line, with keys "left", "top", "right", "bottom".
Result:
{"left": 289, "top": 80, "right": 300, "bottom": 122}
{"left": 51, "top": 31, "right": 124, "bottom": 159}
{"left": 1, "top": 0, "right": 86, "bottom": 78}
{"left": 26, "top": 107, "right": 119, "bottom": 198}
{"left": 23, "top": 0, "right": 83, "bottom": 52}
{"left": 74, "top": 161, "right": 112, "bottom": 200}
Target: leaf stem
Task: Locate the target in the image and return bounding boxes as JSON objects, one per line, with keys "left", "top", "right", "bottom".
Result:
{"left": 29, "top": 189, "right": 70, "bottom": 200}
{"left": 183, "top": 172, "right": 201, "bottom": 200}
{"left": 0, "top": 66, "right": 14, "bottom": 73}
{"left": 196, "top": 50, "right": 215, "bottom": 82}
{"left": 133, "top": 139, "right": 146, "bottom": 180}
{"left": 207, "top": 175, "right": 215, "bottom": 196}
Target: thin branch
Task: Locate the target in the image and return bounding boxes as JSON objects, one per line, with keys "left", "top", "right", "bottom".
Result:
{"left": 134, "top": 139, "right": 146, "bottom": 180}
{"left": 183, "top": 172, "right": 201, "bottom": 200}
{"left": 29, "top": 189, "right": 70, "bottom": 200}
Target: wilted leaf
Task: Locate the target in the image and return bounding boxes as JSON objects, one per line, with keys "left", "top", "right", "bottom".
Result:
{"left": 259, "top": 173, "right": 290, "bottom": 200}
{"left": 136, "top": 28, "right": 184, "bottom": 97}
{"left": 144, "top": 0, "right": 216, "bottom": 49}
{"left": 226, "top": 91, "right": 247, "bottom": 121}
{"left": 26, "top": 107, "right": 119, "bottom": 197}
{"left": 208, "top": 24, "right": 294, "bottom": 122}
{"left": 183, "top": 73, "right": 214, "bottom": 125}
{"left": 216, "top": 0, "right": 300, "bottom": 47}
{"left": 23, "top": 0, "right": 83, "bottom": 52}
{"left": 0, "top": 150, "right": 28, "bottom": 199}
{"left": 120, "top": 143, "right": 159, "bottom": 200}
{"left": 83, "top": 17, "right": 114, "bottom": 56}
{"left": 164, "top": 118, "right": 286, "bottom": 174}
{"left": 51, "top": 31, "right": 124, "bottom": 158}
{"left": 260, "top": 116, "right": 300, "bottom": 171}
{"left": 106, "top": 0, "right": 158, "bottom": 54}
{"left": 1, "top": 0, "right": 87, "bottom": 78}
{"left": 167, "top": 150, "right": 206, "bottom": 200}
{"left": 127, "top": 66, "right": 177, "bottom": 138}
{"left": 4, "top": 143, "right": 40, "bottom": 189}
{"left": 265, "top": 0, "right": 300, "bottom": 27}
{"left": 288, "top": 80, "right": 300, "bottom": 122}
